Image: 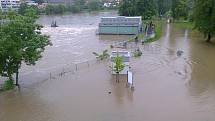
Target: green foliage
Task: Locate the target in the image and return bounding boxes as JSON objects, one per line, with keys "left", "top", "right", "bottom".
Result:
{"left": 145, "top": 21, "right": 162, "bottom": 43}
{"left": 113, "top": 54, "right": 125, "bottom": 74}
{"left": 136, "top": 0, "right": 157, "bottom": 20}
{"left": 119, "top": 0, "right": 157, "bottom": 19}
{"left": 45, "top": 5, "right": 66, "bottom": 15}
{"left": 74, "top": 0, "right": 86, "bottom": 10}
{"left": 174, "top": 21, "right": 194, "bottom": 29}
{"left": 118, "top": 0, "right": 192, "bottom": 20}
{"left": 18, "top": 3, "right": 40, "bottom": 15}
{"left": 2, "top": 79, "right": 15, "bottom": 91}
{"left": 193, "top": 0, "right": 215, "bottom": 42}
{"left": 67, "top": 5, "right": 81, "bottom": 13}
{"left": 172, "top": 0, "right": 189, "bottom": 19}
{"left": 18, "top": 3, "right": 28, "bottom": 15}
{"left": 88, "top": 1, "right": 102, "bottom": 11}
{"left": 128, "top": 38, "right": 134, "bottom": 42}
{"left": 0, "top": 8, "right": 50, "bottom": 83}
{"left": 45, "top": 0, "right": 102, "bottom": 14}
{"left": 155, "top": 0, "right": 172, "bottom": 15}
{"left": 165, "top": 10, "right": 173, "bottom": 18}
{"left": 133, "top": 48, "right": 142, "bottom": 57}
{"left": 128, "top": 34, "right": 144, "bottom": 42}
{"left": 93, "top": 50, "right": 109, "bottom": 60}
{"left": 118, "top": 0, "right": 137, "bottom": 16}
{"left": 138, "top": 34, "right": 144, "bottom": 39}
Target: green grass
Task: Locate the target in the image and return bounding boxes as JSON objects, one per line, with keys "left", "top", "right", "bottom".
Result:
{"left": 144, "top": 21, "right": 163, "bottom": 43}
{"left": 133, "top": 51, "right": 142, "bottom": 58}
{"left": 174, "top": 21, "right": 194, "bottom": 29}
{"left": 138, "top": 34, "right": 144, "bottom": 39}
{"left": 128, "top": 38, "right": 134, "bottom": 42}
{"left": 128, "top": 34, "right": 144, "bottom": 42}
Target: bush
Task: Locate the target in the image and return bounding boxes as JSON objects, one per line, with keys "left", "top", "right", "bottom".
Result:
{"left": 133, "top": 48, "right": 142, "bottom": 57}
{"left": 2, "top": 79, "right": 15, "bottom": 91}
{"left": 87, "top": 1, "right": 102, "bottom": 11}
{"left": 45, "top": 5, "right": 66, "bottom": 15}
{"left": 68, "top": 5, "right": 81, "bottom": 13}
{"left": 145, "top": 21, "right": 162, "bottom": 43}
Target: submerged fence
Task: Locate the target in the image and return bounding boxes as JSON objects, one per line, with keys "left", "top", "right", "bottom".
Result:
{"left": 20, "top": 59, "right": 104, "bottom": 87}
{"left": 0, "top": 59, "right": 106, "bottom": 88}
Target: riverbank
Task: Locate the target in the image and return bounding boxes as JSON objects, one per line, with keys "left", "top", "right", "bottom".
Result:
{"left": 144, "top": 21, "right": 163, "bottom": 43}
{"left": 143, "top": 21, "right": 194, "bottom": 43}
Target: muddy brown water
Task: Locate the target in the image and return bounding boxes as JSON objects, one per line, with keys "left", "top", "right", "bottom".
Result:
{"left": 1, "top": 11, "right": 215, "bottom": 121}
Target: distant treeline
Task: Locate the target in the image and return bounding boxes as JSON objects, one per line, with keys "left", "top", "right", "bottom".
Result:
{"left": 119, "top": 0, "right": 194, "bottom": 20}
{"left": 18, "top": 0, "right": 117, "bottom": 15}
{"left": 45, "top": 1, "right": 103, "bottom": 15}
{"left": 119, "top": 0, "right": 215, "bottom": 42}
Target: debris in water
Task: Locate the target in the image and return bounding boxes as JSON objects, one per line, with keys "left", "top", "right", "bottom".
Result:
{"left": 177, "top": 50, "right": 184, "bottom": 57}
{"left": 108, "top": 91, "right": 111, "bottom": 94}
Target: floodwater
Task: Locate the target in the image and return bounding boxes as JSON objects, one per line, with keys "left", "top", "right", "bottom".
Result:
{"left": 1, "top": 11, "right": 215, "bottom": 121}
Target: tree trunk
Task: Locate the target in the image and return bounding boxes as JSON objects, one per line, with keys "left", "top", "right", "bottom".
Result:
{"left": 117, "top": 74, "right": 119, "bottom": 83}
{"left": 116, "top": 72, "right": 119, "bottom": 83}
{"left": 206, "top": 33, "right": 211, "bottom": 42}
{"left": 15, "top": 67, "right": 19, "bottom": 86}
{"left": 116, "top": 74, "right": 117, "bottom": 82}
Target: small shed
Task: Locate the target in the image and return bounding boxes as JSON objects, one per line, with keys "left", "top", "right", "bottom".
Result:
{"left": 98, "top": 16, "right": 142, "bottom": 35}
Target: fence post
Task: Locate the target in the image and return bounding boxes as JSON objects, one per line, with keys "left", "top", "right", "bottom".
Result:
{"left": 126, "top": 71, "right": 129, "bottom": 88}
{"left": 131, "top": 73, "right": 134, "bottom": 91}
{"left": 87, "top": 61, "right": 90, "bottom": 67}
{"left": 63, "top": 67, "right": 65, "bottom": 75}
{"left": 76, "top": 64, "right": 78, "bottom": 71}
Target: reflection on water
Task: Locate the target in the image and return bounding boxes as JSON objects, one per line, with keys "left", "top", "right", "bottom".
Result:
{"left": 1, "top": 12, "right": 215, "bottom": 121}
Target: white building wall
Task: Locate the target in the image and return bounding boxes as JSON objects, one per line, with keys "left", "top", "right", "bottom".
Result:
{"left": 0, "top": 0, "right": 2, "bottom": 10}
{"left": 0, "top": 0, "right": 20, "bottom": 11}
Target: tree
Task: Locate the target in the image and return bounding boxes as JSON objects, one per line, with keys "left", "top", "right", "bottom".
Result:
{"left": 113, "top": 54, "right": 125, "bottom": 83}
{"left": 172, "top": 0, "right": 189, "bottom": 19}
{"left": 93, "top": 50, "right": 109, "bottom": 60}
{"left": 118, "top": 0, "right": 137, "bottom": 16}
{"left": 136, "top": 0, "right": 157, "bottom": 20}
{"left": 67, "top": 5, "right": 81, "bottom": 13}
{"left": 88, "top": 1, "right": 102, "bottom": 11}
{"left": 118, "top": 0, "right": 157, "bottom": 20}
{"left": 18, "top": 3, "right": 28, "bottom": 15}
{"left": 56, "top": 4, "right": 66, "bottom": 14}
{"left": 0, "top": 10, "right": 4, "bottom": 20}
{"left": 45, "top": 5, "right": 66, "bottom": 14}
{"left": 193, "top": 0, "right": 215, "bottom": 42}
{"left": 19, "top": 3, "right": 39, "bottom": 15}
{"left": 74, "top": 0, "right": 86, "bottom": 10}
{"left": 0, "top": 8, "right": 51, "bottom": 86}
{"left": 156, "top": 0, "right": 172, "bottom": 16}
